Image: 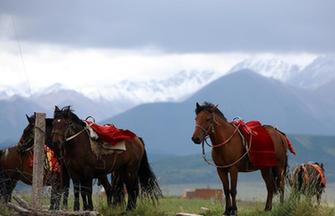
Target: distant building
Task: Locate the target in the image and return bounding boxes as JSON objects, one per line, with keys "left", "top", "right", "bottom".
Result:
{"left": 182, "top": 188, "right": 223, "bottom": 200}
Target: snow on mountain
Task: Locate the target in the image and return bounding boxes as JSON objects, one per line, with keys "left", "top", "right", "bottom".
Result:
{"left": 80, "top": 70, "right": 218, "bottom": 103}
{"left": 0, "top": 84, "right": 28, "bottom": 99}
{"left": 229, "top": 57, "right": 301, "bottom": 82}
{"left": 289, "top": 55, "right": 335, "bottom": 89}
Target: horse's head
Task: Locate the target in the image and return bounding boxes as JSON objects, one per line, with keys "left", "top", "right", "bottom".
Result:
{"left": 52, "top": 105, "right": 85, "bottom": 150}
{"left": 18, "top": 114, "right": 54, "bottom": 153}
{"left": 191, "top": 102, "right": 226, "bottom": 144}
{"left": 17, "top": 114, "right": 36, "bottom": 150}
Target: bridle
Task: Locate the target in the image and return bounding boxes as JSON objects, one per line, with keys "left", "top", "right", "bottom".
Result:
{"left": 196, "top": 111, "right": 251, "bottom": 169}
{"left": 195, "top": 112, "right": 217, "bottom": 140}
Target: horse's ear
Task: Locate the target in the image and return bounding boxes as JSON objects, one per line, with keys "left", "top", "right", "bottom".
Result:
{"left": 26, "top": 114, "right": 32, "bottom": 123}
{"left": 196, "top": 102, "right": 200, "bottom": 109}
{"left": 320, "top": 163, "right": 324, "bottom": 170}
{"left": 55, "top": 105, "right": 60, "bottom": 112}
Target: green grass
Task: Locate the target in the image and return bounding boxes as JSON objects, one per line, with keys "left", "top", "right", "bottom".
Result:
{"left": 1, "top": 193, "right": 334, "bottom": 216}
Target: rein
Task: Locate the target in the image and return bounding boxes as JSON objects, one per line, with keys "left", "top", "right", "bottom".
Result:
{"left": 65, "top": 127, "right": 87, "bottom": 142}
{"left": 199, "top": 117, "right": 253, "bottom": 169}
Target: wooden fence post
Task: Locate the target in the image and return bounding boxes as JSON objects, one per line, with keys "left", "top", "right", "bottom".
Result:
{"left": 32, "top": 112, "right": 46, "bottom": 209}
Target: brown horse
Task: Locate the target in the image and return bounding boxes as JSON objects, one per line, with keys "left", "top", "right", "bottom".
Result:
{"left": 51, "top": 106, "right": 161, "bottom": 211}
{"left": 191, "top": 102, "right": 295, "bottom": 216}
{"left": 0, "top": 115, "right": 68, "bottom": 210}
{"left": 290, "top": 162, "right": 326, "bottom": 204}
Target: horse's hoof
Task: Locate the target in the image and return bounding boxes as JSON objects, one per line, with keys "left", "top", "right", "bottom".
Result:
{"left": 230, "top": 209, "right": 237, "bottom": 216}
{"left": 223, "top": 211, "right": 230, "bottom": 216}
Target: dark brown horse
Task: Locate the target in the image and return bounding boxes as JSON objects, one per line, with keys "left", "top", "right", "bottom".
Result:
{"left": 290, "top": 162, "right": 326, "bottom": 204}
{"left": 191, "top": 102, "right": 295, "bottom": 216}
{"left": 51, "top": 106, "right": 161, "bottom": 211}
{"left": 0, "top": 115, "right": 68, "bottom": 210}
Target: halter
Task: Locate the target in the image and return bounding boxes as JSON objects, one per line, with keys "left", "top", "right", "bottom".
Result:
{"left": 196, "top": 111, "right": 251, "bottom": 169}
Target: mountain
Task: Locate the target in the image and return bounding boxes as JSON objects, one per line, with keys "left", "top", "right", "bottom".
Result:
{"left": 289, "top": 55, "right": 335, "bottom": 89}
{"left": 80, "top": 70, "right": 217, "bottom": 102}
{"left": 0, "top": 85, "right": 130, "bottom": 144}
{"left": 105, "top": 70, "right": 335, "bottom": 156}
{"left": 0, "top": 70, "right": 218, "bottom": 144}
{"left": 31, "top": 85, "right": 130, "bottom": 121}
{"left": 230, "top": 58, "right": 301, "bottom": 82}
{"left": 0, "top": 96, "right": 45, "bottom": 145}
{"left": 187, "top": 70, "right": 334, "bottom": 134}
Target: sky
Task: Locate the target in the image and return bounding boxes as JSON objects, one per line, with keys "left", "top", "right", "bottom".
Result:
{"left": 0, "top": 0, "right": 333, "bottom": 93}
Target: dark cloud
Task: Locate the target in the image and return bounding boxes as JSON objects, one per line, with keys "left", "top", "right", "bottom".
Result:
{"left": 0, "top": 0, "right": 334, "bottom": 53}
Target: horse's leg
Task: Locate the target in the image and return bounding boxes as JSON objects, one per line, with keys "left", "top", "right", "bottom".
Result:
{"left": 62, "top": 167, "right": 70, "bottom": 209}
{"left": 86, "top": 179, "right": 94, "bottom": 211}
{"left": 98, "top": 175, "right": 112, "bottom": 206}
{"left": 62, "top": 173, "right": 70, "bottom": 209}
{"left": 73, "top": 179, "right": 80, "bottom": 211}
{"left": 278, "top": 167, "right": 286, "bottom": 204}
{"left": 111, "top": 171, "right": 125, "bottom": 207}
{"left": 80, "top": 178, "right": 93, "bottom": 211}
{"left": 229, "top": 167, "right": 238, "bottom": 216}
{"left": 316, "top": 191, "right": 322, "bottom": 205}
{"left": 260, "top": 168, "right": 274, "bottom": 211}
{"left": 80, "top": 181, "right": 89, "bottom": 211}
{"left": 217, "top": 168, "right": 231, "bottom": 216}
{"left": 125, "top": 173, "right": 139, "bottom": 211}
{"left": 49, "top": 185, "right": 56, "bottom": 210}
{"left": 4, "top": 180, "right": 17, "bottom": 203}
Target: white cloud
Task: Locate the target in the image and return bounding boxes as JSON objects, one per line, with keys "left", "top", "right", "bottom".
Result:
{"left": 0, "top": 40, "right": 316, "bottom": 96}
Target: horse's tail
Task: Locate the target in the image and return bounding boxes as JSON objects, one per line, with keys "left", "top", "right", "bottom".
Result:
{"left": 276, "top": 128, "right": 296, "bottom": 155}
{"left": 271, "top": 129, "right": 293, "bottom": 194}
{"left": 138, "top": 137, "right": 162, "bottom": 202}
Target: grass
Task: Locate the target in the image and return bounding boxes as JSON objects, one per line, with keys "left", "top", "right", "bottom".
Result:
{"left": 1, "top": 193, "right": 334, "bottom": 216}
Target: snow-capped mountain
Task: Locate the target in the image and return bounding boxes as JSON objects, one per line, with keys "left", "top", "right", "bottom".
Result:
{"left": 229, "top": 57, "right": 301, "bottom": 82}
{"left": 288, "top": 55, "right": 335, "bottom": 89}
{"left": 80, "top": 70, "right": 218, "bottom": 102}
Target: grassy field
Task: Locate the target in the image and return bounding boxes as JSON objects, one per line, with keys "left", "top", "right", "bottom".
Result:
{"left": 2, "top": 193, "right": 334, "bottom": 216}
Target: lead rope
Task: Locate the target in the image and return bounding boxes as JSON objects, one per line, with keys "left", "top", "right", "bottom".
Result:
{"left": 201, "top": 126, "right": 253, "bottom": 169}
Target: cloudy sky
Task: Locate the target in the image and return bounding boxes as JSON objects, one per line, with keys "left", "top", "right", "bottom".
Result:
{"left": 0, "top": 0, "right": 333, "bottom": 93}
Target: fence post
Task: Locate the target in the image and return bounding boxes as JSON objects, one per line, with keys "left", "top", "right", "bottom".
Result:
{"left": 32, "top": 112, "right": 46, "bottom": 209}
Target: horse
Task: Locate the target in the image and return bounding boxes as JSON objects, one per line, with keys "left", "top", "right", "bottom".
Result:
{"left": 17, "top": 114, "right": 115, "bottom": 210}
{"left": 191, "top": 102, "right": 295, "bottom": 216}
{"left": 0, "top": 115, "right": 68, "bottom": 210}
{"left": 51, "top": 106, "right": 161, "bottom": 211}
{"left": 290, "top": 162, "right": 326, "bottom": 204}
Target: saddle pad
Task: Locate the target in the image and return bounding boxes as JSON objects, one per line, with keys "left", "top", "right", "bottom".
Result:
{"left": 234, "top": 120, "right": 277, "bottom": 168}
{"left": 28, "top": 145, "right": 60, "bottom": 173}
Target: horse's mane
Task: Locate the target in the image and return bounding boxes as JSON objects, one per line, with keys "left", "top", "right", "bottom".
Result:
{"left": 195, "top": 102, "right": 227, "bottom": 121}
{"left": 55, "top": 106, "right": 85, "bottom": 127}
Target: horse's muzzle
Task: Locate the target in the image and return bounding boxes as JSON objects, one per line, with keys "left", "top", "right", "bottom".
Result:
{"left": 192, "top": 136, "right": 201, "bottom": 144}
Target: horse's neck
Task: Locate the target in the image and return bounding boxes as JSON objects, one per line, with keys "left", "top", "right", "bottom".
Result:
{"left": 64, "top": 128, "right": 90, "bottom": 155}
{"left": 209, "top": 119, "right": 235, "bottom": 145}
{"left": 0, "top": 147, "right": 22, "bottom": 167}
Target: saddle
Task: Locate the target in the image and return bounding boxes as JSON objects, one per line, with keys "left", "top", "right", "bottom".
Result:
{"left": 84, "top": 121, "right": 135, "bottom": 159}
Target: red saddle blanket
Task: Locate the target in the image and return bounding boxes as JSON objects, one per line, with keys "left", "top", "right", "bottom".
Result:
{"left": 28, "top": 145, "right": 60, "bottom": 173}
{"left": 85, "top": 121, "right": 136, "bottom": 145}
{"left": 233, "top": 120, "right": 277, "bottom": 168}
